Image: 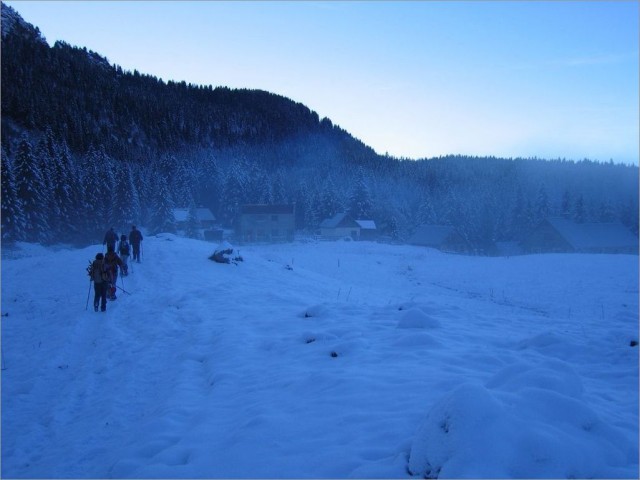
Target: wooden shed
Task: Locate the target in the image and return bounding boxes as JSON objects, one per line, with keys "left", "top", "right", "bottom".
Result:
{"left": 356, "top": 219, "right": 378, "bottom": 241}
{"left": 319, "top": 213, "right": 361, "bottom": 240}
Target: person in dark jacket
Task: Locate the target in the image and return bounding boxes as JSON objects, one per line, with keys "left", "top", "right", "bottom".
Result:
{"left": 103, "top": 227, "right": 118, "bottom": 251}
{"left": 129, "top": 225, "right": 143, "bottom": 263}
{"left": 90, "top": 253, "right": 109, "bottom": 312}
{"left": 104, "top": 246, "right": 127, "bottom": 300}
{"left": 117, "top": 234, "right": 130, "bottom": 275}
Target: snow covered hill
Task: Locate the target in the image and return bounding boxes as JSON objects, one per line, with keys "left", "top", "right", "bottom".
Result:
{"left": 1, "top": 236, "right": 638, "bottom": 478}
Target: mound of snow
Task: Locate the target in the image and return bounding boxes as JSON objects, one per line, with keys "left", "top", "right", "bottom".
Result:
{"left": 408, "top": 360, "right": 635, "bottom": 478}
{"left": 397, "top": 308, "right": 441, "bottom": 329}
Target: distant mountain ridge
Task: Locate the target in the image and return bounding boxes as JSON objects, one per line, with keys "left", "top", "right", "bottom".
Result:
{"left": 1, "top": 3, "right": 378, "bottom": 167}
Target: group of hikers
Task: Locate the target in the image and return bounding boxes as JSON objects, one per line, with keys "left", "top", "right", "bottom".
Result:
{"left": 88, "top": 225, "right": 144, "bottom": 312}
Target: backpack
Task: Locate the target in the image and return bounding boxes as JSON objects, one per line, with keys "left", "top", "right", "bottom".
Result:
{"left": 119, "top": 241, "right": 130, "bottom": 256}
{"left": 88, "top": 259, "right": 110, "bottom": 283}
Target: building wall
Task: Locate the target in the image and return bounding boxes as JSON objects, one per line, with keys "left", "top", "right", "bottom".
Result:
{"left": 239, "top": 213, "right": 295, "bottom": 242}
{"left": 359, "top": 229, "right": 377, "bottom": 241}
{"left": 320, "top": 226, "right": 360, "bottom": 240}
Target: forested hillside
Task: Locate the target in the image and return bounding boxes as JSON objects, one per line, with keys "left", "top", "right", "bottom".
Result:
{"left": 1, "top": 4, "right": 637, "bottom": 250}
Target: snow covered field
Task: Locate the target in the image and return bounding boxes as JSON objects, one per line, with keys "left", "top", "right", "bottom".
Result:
{"left": 1, "top": 235, "right": 638, "bottom": 478}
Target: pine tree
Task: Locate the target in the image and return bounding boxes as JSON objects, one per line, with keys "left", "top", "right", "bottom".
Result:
{"left": 219, "top": 165, "right": 246, "bottom": 227}
{"left": 317, "top": 176, "right": 342, "bottom": 222}
{"left": 81, "top": 146, "right": 105, "bottom": 242}
{"left": 387, "top": 214, "right": 399, "bottom": 240}
{"left": 561, "top": 190, "right": 572, "bottom": 218}
{"left": 535, "top": 184, "right": 550, "bottom": 223}
{"left": 173, "top": 160, "right": 196, "bottom": 207}
{"left": 14, "top": 136, "right": 50, "bottom": 242}
{"left": 508, "top": 188, "right": 527, "bottom": 240}
{"left": 598, "top": 200, "right": 615, "bottom": 222}
{"left": 574, "top": 194, "right": 586, "bottom": 223}
{"left": 270, "top": 170, "right": 287, "bottom": 204}
{"left": 150, "top": 176, "right": 176, "bottom": 234}
{"left": 619, "top": 196, "right": 639, "bottom": 235}
{"left": 136, "top": 166, "right": 155, "bottom": 228}
{"left": 49, "top": 138, "right": 78, "bottom": 239}
{"left": 417, "top": 196, "right": 438, "bottom": 225}
{"left": 348, "top": 171, "right": 372, "bottom": 220}
{"left": 35, "top": 133, "right": 58, "bottom": 232}
{"left": 185, "top": 198, "right": 201, "bottom": 239}
{"left": 60, "top": 142, "right": 86, "bottom": 241}
{"left": 1, "top": 149, "right": 27, "bottom": 242}
{"left": 95, "top": 150, "right": 117, "bottom": 227}
{"left": 113, "top": 163, "right": 140, "bottom": 228}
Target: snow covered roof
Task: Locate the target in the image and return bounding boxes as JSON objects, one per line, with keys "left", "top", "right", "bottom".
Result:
{"left": 319, "top": 212, "right": 359, "bottom": 229}
{"left": 546, "top": 217, "right": 638, "bottom": 251}
{"left": 355, "top": 220, "right": 376, "bottom": 230}
{"left": 173, "top": 208, "right": 216, "bottom": 223}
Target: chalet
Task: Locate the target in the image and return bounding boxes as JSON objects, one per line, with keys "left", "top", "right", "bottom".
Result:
{"left": 237, "top": 204, "right": 295, "bottom": 243}
{"left": 408, "top": 225, "right": 471, "bottom": 253}
{"left": 320, "top": 213, "right": 361, "bottom": 240}
{"left": 521, "top": 217, "right": 638, "bottom": 254}
{"left": 172, "top": 207, "right": 216, "bottom": 230}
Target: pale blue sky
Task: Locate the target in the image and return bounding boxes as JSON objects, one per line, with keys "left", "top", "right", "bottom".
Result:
{"left": 6, "top": 1, "right": 639, "bottom": 163}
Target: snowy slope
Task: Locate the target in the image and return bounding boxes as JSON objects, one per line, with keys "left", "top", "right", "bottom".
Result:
{"left": 1, "top": 235, "right": 638, "bottom": 478}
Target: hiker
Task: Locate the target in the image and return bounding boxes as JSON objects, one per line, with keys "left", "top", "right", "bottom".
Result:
{"left": 104, "top": 246, "right": 127, "bottom": 300}
{"left": 118, "top": 234, "right": 131, "bottom": 275}
{"left": 89, "top": 252, "right": 110, "bottom": 312}
{"left": 103, "top": 227, "right": 118, "bottom": 252}
{"left": 129, "top": 225, "right": 143, "bottom": 263}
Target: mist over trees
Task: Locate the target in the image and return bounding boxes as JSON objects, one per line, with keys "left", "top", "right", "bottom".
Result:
{"left": 1, "top": 4, "right": 638, "bottom": 250}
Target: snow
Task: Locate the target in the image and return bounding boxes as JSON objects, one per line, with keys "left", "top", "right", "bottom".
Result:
{"left": 1, "top": 235, "right": 638, "bottom": 478}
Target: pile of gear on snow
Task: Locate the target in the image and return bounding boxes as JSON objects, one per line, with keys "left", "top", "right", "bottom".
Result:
{"left": 209, "top": 241, "right": 243, "bottom": 265}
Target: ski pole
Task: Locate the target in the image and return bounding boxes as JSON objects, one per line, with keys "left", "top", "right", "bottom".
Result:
{"left": 85, "top": 279, "right": 92, "bottom": 310}
{"left": 115, "top": 284, "right": 131, "bottom": 295}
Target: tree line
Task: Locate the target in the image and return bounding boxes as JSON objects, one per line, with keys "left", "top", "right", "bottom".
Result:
{"left": 1, "top": 4, "right": 638, "bottom": 251}
{"left": 2, "top": 129, "right": 637, "bottom": 250}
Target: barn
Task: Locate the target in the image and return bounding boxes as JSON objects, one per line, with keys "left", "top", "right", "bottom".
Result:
{"left": 521, "top": 217, "right": 638, "bottom": 254}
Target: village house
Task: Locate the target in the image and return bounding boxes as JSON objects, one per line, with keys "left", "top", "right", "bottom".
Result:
{"left": 521, "top": 217, "right": 638, "bottom": 254}
{"left": 237, "top": 204, "right": 295, "bottom": 243}
{"left": 408, "top": 224, "right": 471, "bottom": 253}
{"left": 319, "top": 212, "right": 361, "bottom": 240}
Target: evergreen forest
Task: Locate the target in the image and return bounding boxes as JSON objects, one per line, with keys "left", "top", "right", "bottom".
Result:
{"left": 1, "top": 4, "right": 638, "bottom": 251}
